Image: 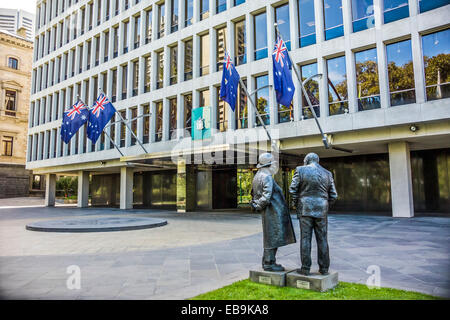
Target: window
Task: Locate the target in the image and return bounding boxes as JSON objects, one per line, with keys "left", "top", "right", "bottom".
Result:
{"left": 235, "top": 20, "right": 246, "bottom": 65}
{"left": 300, "top": 63, "right": 320, "bottom": 119}
{"left": 2, "top": 136, "right": 13, "bottom": 157}
{"left": 110, "top": 115, "right": 116, "bottom": 149}
{"left": 97, "top": 0, "right": 102, "bottom": 25}
{"left": 422, "top": 29, "right": 450, "bottom": 101}
{"left": 171, "top": 0, "right": 179, "bottom": 33}
{"left": 158, "top": 3, "right": 165, "bottom": 39}
{"left": 8, "top": 57, "right": 18, "bottom": 69}
{"left": 275, "top": 4, "right": 291, "bottom": 50}
{"left": 145, "top": 9, "right": 152, "bottom": 43}
{"left": 95, "top": 37, "right": 100, "bottom": 66}
{"left": 324, "top": 0, "right": 344, "bottom": 40}
{"left": 86, "top": 40, "right": 91, "bottom": 69}
{"left": 184, "top": 94, "right": 192, "bottom": 136}
{"left": 170, "top": 46, "right": 178, "bottom": 85}
{"left": 115, "top": 0, "right": 120, "bottom": 15}
{"left": 236, "top": 79, "right": 248, "bottom": 129}
{"left": 200, "top": 33, "right": 210, "bottom": 76}
{"left": 157, "top": 51, "right": 164, "bottom": 89}
{"left": 132, "top": 60, "right": 139, "bottom": 96}
{"left": 155, "top": 101, "right": 163, "bottom": 141}
{"left": 144, "top": 55, "right": 151, "bottom": 92}
{"left": 386, "top": 39, "right": 416, "bottom": 106}
{"left": 106, "top": 0, "right": 110, "bottom": 20}
{"left": 123, "top": 21, "right": 129, "bottom": 53}
{"left": 327, "top": 56, "right": 348, "bottom": 115}
{"left": 113, "top": 26, "right": 118, "bottom": 58}
{"left": 88, "top": 2, "right": 93, "bottom": 29}
{"left": 184, "top": 39, "right": 193, "bottom": 80}
{"left": 216, "top": 27, "right": 227, "bottom": 71}
{"left": 419, "top": 0, "right": 449, "bottom": 13}
{"left": 254, "top": 12, "right": 268, "bottom": 60}
{"left": 200, "top": 0, "right": 209, "bottom": 20}
{"left": 104, "top": 31, "right": 109, "bottom": 62}
{"left": 355, "top": 48, "right": 380, "bottom": 111}
{"left": 78, "top": 44, "right": 83, "bottom": 74}
{"left": 235, "top": 0, "right": 245, "bottom": 6}
{"left": 200, "top": 89, "right": 210, "bottom": 108}
{"left": 143, "top": 104, "right": 150, "bottom": 143}
{"left": 217, "top": 89, "right": 227, "bottom": 131}
{"left": 383, "top": 0, "right": 409, "bottom": 24}
{"left": 169, "top": 98, "right": 177, "bottom": 139}
{"left": 216, "top": 0, "right": 226, "bottom": 14}
{"left": 131, "top": 107, "right": 137, "bottom": 145}
{"left": 134, "top": 15, "right": 141, "bottom": 49}
{"left": 121, "top": 64, "right": 128, "bottom": 100}
{"left": 112, "top": 69, "right": 117, "bottom": 102}
{"left": 5, "top": 90, "right": 17, "bottom": 116}
{"left": 255, "top": 75, "right": 270, "bottom": 126}
{"left": 185, "top": 0, "right": 193, "bottom": 26}
{"left": 352, "top": 0, "right": 375, "bottom": 32}
{"left": 81, "top": 7, "right": 85, "bottom": 34}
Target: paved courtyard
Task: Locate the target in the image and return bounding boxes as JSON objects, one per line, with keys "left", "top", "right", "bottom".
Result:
{"left": 0, "top": 197, "right": 449, "bottom": 299}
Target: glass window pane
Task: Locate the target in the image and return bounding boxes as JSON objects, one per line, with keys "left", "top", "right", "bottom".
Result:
{"left": 386, "top": 39, "right": 416, "bottom": 106}
{"left": 217, "top": 0, "right": 226, "bottom": 14}
{"left": 157, "top": 51, "right": 164, "bottom": 89}
{"left": 201, "top": 0, "right": 209, "bottom": 20}
{"left": 169, "top": 98, "right": 177, "bottom": 139}
{"left": 300, "top": 63, "right": 320, "bottom": 119}
{"left": 155, "top": 101, "right": 163, "bottom": 142}
{"left": 171, "top": 0, "right": 179, "bottom": 32}
{"left": 384, "top": 0, "right": 409, "bottom": 24}
{"left": 352, "top": 0, "right": 374, "bottom": 32}
{"left": 216, "top": 27, "right": 227, "bottom": 71}
{"left": 422, "top": 29, "right": 450, "bottom": 101}
{"left": 235, "top": 20, "right": 246, "bottom": 65}
{"left": 185, "top": 0, "right": 193, "bottom": 26}
{"left": 170, "top": 46, "right": 178, "bottom": 85}
{"left": 419, "top": 0, "right": 450, "bottom": 13}
{"left": 216, "top": 89, "right": 228, "bottom": 132}
{"left": 200, "top": 33, "right": 210, "bottom": 76}
{"left": 298, "top": 0, "right": 316, "bottom": 47}
{"left": 327, "top": 56, "right": 348, "bottom": 115}
{"left": 275, "top": 4, "right": 291, "bottom": 50}
{"left": 236, "top": 79, "right": 248, "bottom": 129}
{"left": 324, "top": 0, "right": 344, "bottom": 40}
{"left": 184, "top": 94, "right": 192, "bottom": 136}
{"left": 235, "top": 0, "right": 245, "bottom": 6}
{"left": 355, "top": 48, "right": 380, "bottom": 111}
{"left": 254, "top": 12, "right": 268, "bottom": 60}
{"left": 158, "top": 3, "right": 165, "bottom": 39}
{"left": 184, "top": 39, "right": 193, "bottom": 80}
{"left": 255, "top": 75, "right": 270, "bottom": 126}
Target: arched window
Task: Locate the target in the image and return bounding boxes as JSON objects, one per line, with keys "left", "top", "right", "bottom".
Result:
{"left": 8, "top": 57, "right": 18, "bottom": 69}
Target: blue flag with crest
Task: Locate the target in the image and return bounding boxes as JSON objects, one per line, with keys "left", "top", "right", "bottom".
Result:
{"left": 272, "top": 35, "right": 295, "bottom": 107}
{"left": 220, "top": 52, "right": 241, "bottom": 112}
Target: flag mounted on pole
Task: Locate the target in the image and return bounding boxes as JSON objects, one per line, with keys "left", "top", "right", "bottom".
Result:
{"left": 272, "top": 34, "right": 295, "bottom": 107}
{"left": 60, "top": 100, "right": 89, "bottom": 144}
{"left": 220, "top": 52, "right": 240, "bottom": 112}
{"left": 87, "top": 92, "right": 117, "bottom": 144}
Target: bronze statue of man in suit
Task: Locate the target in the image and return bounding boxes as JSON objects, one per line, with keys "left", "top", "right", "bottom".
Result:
{"left": 251, "top": 153, "right": 296, "bottom": 272}
{"left": 289, "top": 153, "right": 338, "bottom": 275}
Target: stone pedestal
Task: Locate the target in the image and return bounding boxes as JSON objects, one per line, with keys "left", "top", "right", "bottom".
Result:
{"left": 286, "top": 271, "right": 338, "bottom": 292}
{"left": 249, "top": 269, "right": 292, "bottom": 287}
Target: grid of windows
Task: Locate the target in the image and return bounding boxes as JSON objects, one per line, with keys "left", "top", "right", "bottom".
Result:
{"left": 29, "top": 0, "right": 450, "bottom": 162}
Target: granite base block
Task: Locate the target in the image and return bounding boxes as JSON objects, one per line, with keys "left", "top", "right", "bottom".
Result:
{"left": 286, "top": 271, "right": 338, "bottom": 292}
{"left": 249, "top": 269, "right": 292, "bottom": 287}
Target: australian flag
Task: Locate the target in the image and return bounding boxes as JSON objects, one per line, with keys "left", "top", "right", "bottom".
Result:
{"left": 272, "top": 35, "right": 295, "bottom": 107}
{"left": 220, "top": 52, "right": 240, "bottom": 112}
{"left": 60, "top": 100, "right": 89, "bottom": 144}
{"left": 87, "top": 93, "right": 116, "bottom": 144}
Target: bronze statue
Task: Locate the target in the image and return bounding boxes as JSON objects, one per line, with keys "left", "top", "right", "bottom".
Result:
{"left": 289, "top": 153, "right": 338, "bottom": 276}
{"left": 251, "top": 153, "right": 296, "bottom": 272}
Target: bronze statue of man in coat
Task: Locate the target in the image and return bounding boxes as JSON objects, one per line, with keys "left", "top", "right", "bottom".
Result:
{"left": 251, "top": 153, "right": 296, "bottom": 272}
{"left": 289, "top": 152, "right": 338, "bottom": 276}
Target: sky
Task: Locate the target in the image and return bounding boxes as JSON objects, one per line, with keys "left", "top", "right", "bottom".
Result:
{"left": 1, "top": 0, "right": 37, "bottom": 14}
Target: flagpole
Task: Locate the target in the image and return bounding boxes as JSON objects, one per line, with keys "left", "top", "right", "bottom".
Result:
{"left": 98, "top": 89, "right": 149, "bottom": 154}
{"left": 78, "top": 97, "right": 125, "bottom": 156}
{"left": 219, "top": 43, "right": 274, "bottom": 148}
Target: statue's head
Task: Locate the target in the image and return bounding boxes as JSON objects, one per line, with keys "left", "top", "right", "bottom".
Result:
{"left": 304, "top": 153, "right": 319, "bottom": 165}
{"left": 257, "top": 153, "right": 278, "bottom": 174}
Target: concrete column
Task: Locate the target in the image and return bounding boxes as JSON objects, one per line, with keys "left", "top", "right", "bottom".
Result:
{"left": 50, "top": 128, "right": 56, "bottom": 159}
{"left": 210, "top": 27, "right": 216, "bottom": 73}
{"left": 140, "top": 9, "right": 146, "bottom": 46}
{"left": 137, "top": 104, "right": 144, "bottom": 142}
{"left": 210, "top": 85, "right": 218, "bottom": 132}
{"left": 162, "top": 98, "right": 170, "bottom": 141}
{"left": 193, "top": 34, "right": 200, "bottom": 78}
{"left": 77, "top": 171, "right": 90, "bottom": 208}
{"left": 119, "top": 21, "right": 124, "bottom": 54}
{"left": 176, "top": 93, "right": 183, "bottom": 139}
{"left": 45, "top": 173, "right": 56, "bottom": 207}
{"left": 152, "top": 5, "right": 158, "bottom": 42}
{"left": 245, "top": 13, "right": 254, "bottom": 64}
{"left": 179, "top": 0, "right": 185, "bottom": 29}
{"left": 163, "top": 45, "right": 170, "bottom": 87}
{"left": 318, "top": 56, "right": 329, "bottom": 117}
{"left": 43, "top": 130, "right": 49, "bottom": 160}
{"left": 178, "top": 40, "right": 185, "bottom": 83}
{"left": 165, "top": 0, "right": 171, "bottom": 36}
{"left": 150, "top": 102, "right": 156, "bottom": 143}
{"left": 127, "top": 60, "right": 133, "bottom": 98}
{"left": 343, "top": 0, "right": 356, "bottom": 114}
{"left": 125, "top": 107, "right": 132, "bottom": 147}
{"left": 314, "top": 0, "right": 325, "bottom": 44}
{"left": 267, "top": 5, "right": 277, "bottom": 126}
{"left": 138, "top": 56, "right": 145, "bottom": 94}
{"left": 388, "top": 141, "right": 414, "bottom": 218}
{"left": 193, "top": 0, "right": 200, "bottom": 23}
{"left": 411, "top": 23, "right": 426, "bottom": 104}
{"left": 120, "top": 166, "right": 134, "bottom": 209}
{"left": 374, "top": 0, "right": 389, "bottom": 109}
{"left": 176, "top": 159, "right": 196, "bottom": 212}
{"left": 289, "top": 0, "right": 299, "bottom": 50}
{"left": 248, "top": 75, "right": 255, "bottom": 128}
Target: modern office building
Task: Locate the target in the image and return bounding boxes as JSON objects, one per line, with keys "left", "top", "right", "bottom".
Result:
{"left": 27, "top": 0, "right": 449, "bottom": 216}
{"left": 0, "top": 8, "right": 35, "bottom": 41}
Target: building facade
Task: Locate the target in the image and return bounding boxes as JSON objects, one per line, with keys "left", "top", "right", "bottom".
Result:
{"left": 0, "top": 29, "right": 37, "bottom": 198}
{"left": 27, "top": 0, "right": 450, "bottom": 216}
{"left": 0, "top": 8, "right": 35, "bottom": 41}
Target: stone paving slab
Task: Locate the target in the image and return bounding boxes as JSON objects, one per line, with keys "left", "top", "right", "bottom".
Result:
{"left": 0, "top": 198, "right": 449, "bottom": 299}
